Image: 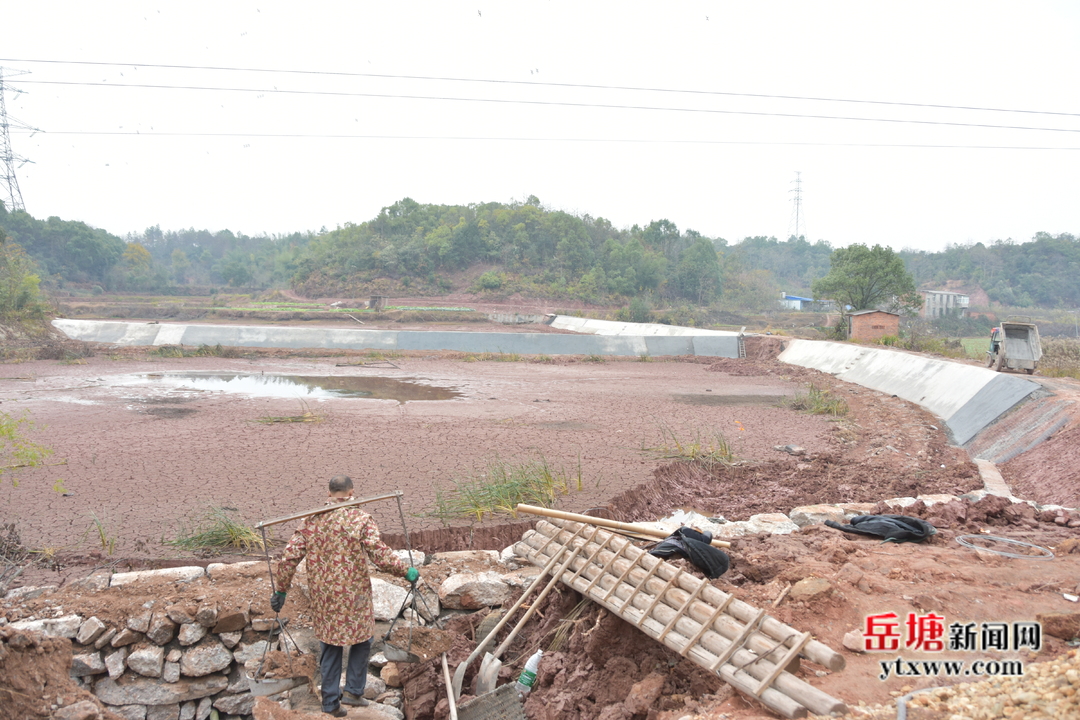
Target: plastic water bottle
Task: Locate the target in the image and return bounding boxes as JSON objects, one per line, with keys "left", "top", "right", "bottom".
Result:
{"left": 514, "top": 649, "right": 543, "bottom": 699}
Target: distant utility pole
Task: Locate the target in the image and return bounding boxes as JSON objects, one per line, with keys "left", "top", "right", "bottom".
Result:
{"left": 0, "top": 67, "right": 34, "bottom": 213}
{"left": 787, "top": 171, "right": 805, "bottom": 240}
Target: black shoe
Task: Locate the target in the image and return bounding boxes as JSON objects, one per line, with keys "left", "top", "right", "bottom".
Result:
{"left": 323, "top": 706, "right": 347, "bottom": 717}
{"left": 341, "top": 691, "right": 370, "bottom": 707}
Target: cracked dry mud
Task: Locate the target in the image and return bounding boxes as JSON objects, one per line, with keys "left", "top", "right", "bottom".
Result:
{"left": 3, "top": 340, "right": 1080, "bottom": 719}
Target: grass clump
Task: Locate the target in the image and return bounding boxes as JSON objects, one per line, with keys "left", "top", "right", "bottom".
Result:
{"left": 148, "top": 343, "right": 242, "bottom": 359}
{"left": 89, "top": 512, "right": 118, "bottom": 555}
{"left": 783, "top": 383, "right": 849, "bottom": 416}
{"left": 432, "top": 454, "right": 585, "bottom": 523}
{"left": 166, "top": 506, "right": 270, "bottom": 553}
{"left": 257, "top": 411, "right": 320, "bottom": 424}
{"left": 642, "top": 422, "right": 735, "bottom": 465}
{"left": 461, "top": 352, "right": 524, "bottom": 362}
{"left": 0, "top": 522, "right": 29, "bottom": 595}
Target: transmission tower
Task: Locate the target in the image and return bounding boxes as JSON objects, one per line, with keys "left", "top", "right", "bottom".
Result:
{"left": 787, "top": 171, "right": 806, "bottom": 240}
{"left": 0, "top": 67, "right": 34, "bottom": 213}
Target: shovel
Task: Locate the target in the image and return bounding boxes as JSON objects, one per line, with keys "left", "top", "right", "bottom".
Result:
{"left": 474, "top": 565, "right": 566, "bottom": 695}
{"left": 453, "top": 542, "right": 582, "bottom": 700}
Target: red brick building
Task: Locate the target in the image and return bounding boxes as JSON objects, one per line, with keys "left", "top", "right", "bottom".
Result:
{"left": 847, "top": 310, "right": 899, "bottom": 341}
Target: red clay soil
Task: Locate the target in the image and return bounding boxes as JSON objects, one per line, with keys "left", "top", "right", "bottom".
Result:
{"left": 0, "top": 627, "right": 123, "bottom": 720}
{"left": 2, "top": 350, "right": 835, "bottom": 586}
{"left": 1001, "top": 421, "right": 1080, "bottom": 509}
{"left": 5, "top": 327, "right": 1080, "bottom": 720}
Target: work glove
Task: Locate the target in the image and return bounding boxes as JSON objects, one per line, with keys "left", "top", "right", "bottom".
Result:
{"left": 270, "top": 591, "right": 286, "bottom": 613}
{"left": 405, "top": 567, "right": 419, "bottom": 584}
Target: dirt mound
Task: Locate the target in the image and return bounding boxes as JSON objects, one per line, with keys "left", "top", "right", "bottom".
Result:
{"left": 0, "top": 319, "right": 91, "bottom": 361}
{"left": 604, "top": 457, "right": 980, "bottom": 524}
{"left": 0, "top": 627, "right": 122, "bottom": 720}
{"left": 743, "top": 335, "right": 789, "bottom": 360}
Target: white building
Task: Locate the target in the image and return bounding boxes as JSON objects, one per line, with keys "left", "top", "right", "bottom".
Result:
{"left": 921, "top": 290, "right": 969, "bottom": 318}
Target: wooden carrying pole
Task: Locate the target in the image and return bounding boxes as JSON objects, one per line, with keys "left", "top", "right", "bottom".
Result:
{"left": 255, "top": 491, "right": 402, "bottom": 529}
{"left": 515, "top": 504, "right": 732, "bottom": 549}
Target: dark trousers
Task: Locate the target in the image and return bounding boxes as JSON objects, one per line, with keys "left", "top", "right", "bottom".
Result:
{"left": 319, "top": 638, "right": 372, "bottom": 711}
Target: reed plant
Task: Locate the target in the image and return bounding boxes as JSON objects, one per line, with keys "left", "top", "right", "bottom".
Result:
{"left": 642, "top": 422, "right": 735, "bottom": 465}
{"left": 431, "top": 454, "right": 585, "bottom": 523}
{"left": 166, "top": 507, "right": 270, "bottom": 553}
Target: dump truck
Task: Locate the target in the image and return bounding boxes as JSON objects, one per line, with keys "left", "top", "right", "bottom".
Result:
{"left": 986, "top": 318, "right": 1042, "bottom": 374}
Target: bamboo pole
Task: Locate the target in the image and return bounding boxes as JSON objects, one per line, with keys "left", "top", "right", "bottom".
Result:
{"left": 516, "top": 530, "right": 842, "bottom": 718}
{"left": 255, "top": 491, "right": 402, "bottom": 529}
{"left": 516, "top": 523, "right": 848, "bottom": 717}
{"left": 515, "top": 504, "right": 731, "bottom": 549}
{"left": 536, "top": 519, "right": 844, "bottom": 671}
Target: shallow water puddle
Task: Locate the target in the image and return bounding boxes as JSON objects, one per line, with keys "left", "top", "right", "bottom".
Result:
{"left": 111, "top": 373, "right": 461, "bottom": 402}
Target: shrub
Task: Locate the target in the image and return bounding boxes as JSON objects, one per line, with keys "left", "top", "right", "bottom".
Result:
{"left": 476, "top": 271, "right": 504, "bottom": 291}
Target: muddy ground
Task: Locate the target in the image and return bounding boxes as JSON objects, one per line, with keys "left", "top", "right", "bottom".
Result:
{"left": 3, "top": 315, "right": 1080, "bottom": 719}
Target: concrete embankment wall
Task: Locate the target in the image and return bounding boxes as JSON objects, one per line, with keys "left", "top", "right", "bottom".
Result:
{"left": 548, "top": 315, "right": 740, "bottom": 337}
{"left": 778, "top": 339, "right": 1043, "bottom": 448}
{"left": 52, "top": 319, "right": 742, "bottom": 358}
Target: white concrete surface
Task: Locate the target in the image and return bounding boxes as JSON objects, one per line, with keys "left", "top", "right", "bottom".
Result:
{"left": 548, "top": 315, "right": 740, "bottom": 336}
{"left": 778, "top": 338, "right": 1041, "bottom": 446}
{"left": 779, "top": 339, "right": 997, "bottom": 419}
{"left": 52, "top": 318, "right": 742, "bottom": 358}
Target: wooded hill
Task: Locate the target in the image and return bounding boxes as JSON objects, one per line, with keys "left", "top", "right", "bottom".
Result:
{"left": 1, "top": 199, "right": 1077, "bottom": 310}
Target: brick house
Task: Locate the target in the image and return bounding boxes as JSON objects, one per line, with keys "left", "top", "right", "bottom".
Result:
{"left": 847, "top": 310, "right": 899, "bottom": 341}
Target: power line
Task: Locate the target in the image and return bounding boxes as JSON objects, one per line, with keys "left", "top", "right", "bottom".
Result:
{"left": 3, "top": 57, "right": 1079, "bottom": 119}
{"left": 10, "top": 79, "right": 1080, "bottom": 134}
{"left": 13, "top": 130, "right": 1080, "bottom": 150}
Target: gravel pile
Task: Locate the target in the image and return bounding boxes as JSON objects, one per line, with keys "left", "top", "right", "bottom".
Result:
{"left": 811, "top": 649, "right": 1080, "bottom": 720}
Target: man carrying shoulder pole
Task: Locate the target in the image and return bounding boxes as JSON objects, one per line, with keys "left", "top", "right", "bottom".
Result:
{"left": 271, "top": 475, "right": 420, "bottom": 716}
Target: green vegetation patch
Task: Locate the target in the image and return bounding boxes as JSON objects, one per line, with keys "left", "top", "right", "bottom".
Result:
{"left": 166, "top": 507, "right": 271, "bottom": 553}
{"left": 148, "top": 343, "right": 244, "bottom": 359}
{"left": 642, "top": 423, "right": 735, "bottom": 465}
{"left": 783, "top": 384, "right": 849, "bottom": 417}
{"left": 432, "top": 455, "right": 585, "bottom": 523}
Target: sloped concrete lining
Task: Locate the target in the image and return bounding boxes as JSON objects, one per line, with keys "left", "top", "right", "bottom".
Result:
{"left": 778, "top": 338, "right": 1041, "bottom": 445}
{"left": 51, "top": 319, "right": 741, "bottom": 358}
{"left": 548, "top": 315, "right": 740, "bottom": 336}
{"left": 965, "top": 396, "right": 1073, "bottom": 464}
{"left": 946, "top": 374, "right": 1048, "bottom": 445}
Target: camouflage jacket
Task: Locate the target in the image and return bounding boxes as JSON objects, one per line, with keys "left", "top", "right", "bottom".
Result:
{"left": 275, "top": 503, "right": 409, "bottom": 646}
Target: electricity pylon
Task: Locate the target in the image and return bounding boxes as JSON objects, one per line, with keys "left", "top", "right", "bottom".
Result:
{"left": 787, "top": 171, "right": 805, "bottom": 241}
{"left": 0, "top": 67, "right": 35, "bottom": 212}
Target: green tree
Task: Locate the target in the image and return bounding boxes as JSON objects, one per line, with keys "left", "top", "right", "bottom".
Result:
{"left": 0, "top": 229, "right": 49, "bottom": 321}
{"left": 170, "top": 249, "right": 191, "bottom": 284}
{"left": 812, "top": 244, "right": 922, "bottom": 314}
{"left": 672, "top": 237, "right": 722, "bottom": 304}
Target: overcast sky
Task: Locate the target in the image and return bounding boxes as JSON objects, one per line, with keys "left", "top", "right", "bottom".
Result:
{"left": 2, "top": 2, "right": 1078, "bottom": 252}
